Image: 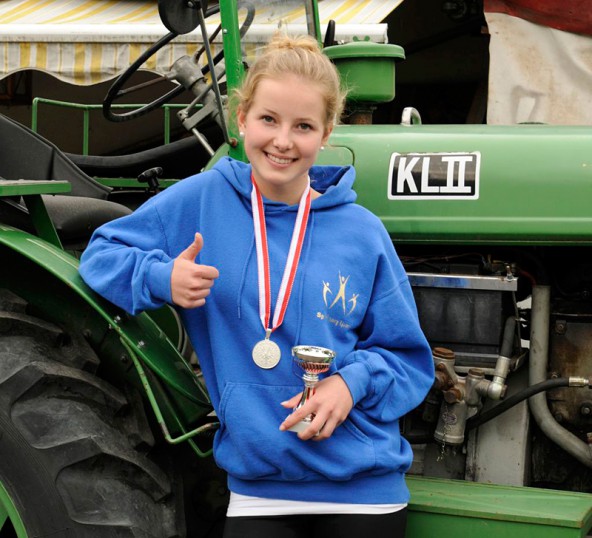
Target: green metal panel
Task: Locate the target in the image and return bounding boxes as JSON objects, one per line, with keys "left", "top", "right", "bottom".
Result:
{"left": 315, "top": 146, "right": 354, "bottom": 166}
{"left": 407, "top": 476, "right": 592, "bottom": 538}
{"left": 0, "top": 179, "right": 70, "bottom": 197}
{"left": 328, "top": 123, "right": 592, "bottom": 244}
{"left": 304, "top": 0, "right": 321, "bottom": 44}
{"left": 220, "top": 0, "right": 245, "bottom": 162}
{"left": 0, "top": 180, "right": 71, "bottom": 248}
{"left": 409, "top": 512, "right": 584, "bottom": 538}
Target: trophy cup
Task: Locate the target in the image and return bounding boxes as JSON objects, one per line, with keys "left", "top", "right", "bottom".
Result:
{"left": 287, "top": 345, "right": 336, "bottom": 433}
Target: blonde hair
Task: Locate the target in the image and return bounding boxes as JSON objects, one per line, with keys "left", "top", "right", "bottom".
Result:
{"left": 233, "top": 33, "right": 346, "bottom": 131}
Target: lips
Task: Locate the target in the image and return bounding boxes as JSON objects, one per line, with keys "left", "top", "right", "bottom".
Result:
{"left": 265, "top": 152, "right": 295, "bottom": 165}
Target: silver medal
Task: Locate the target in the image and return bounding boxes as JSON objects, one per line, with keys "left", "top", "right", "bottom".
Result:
{"left": 252, "top": 337, "right": 281, "bottom": 369}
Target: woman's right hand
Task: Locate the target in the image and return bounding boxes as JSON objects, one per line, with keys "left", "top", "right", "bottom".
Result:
{"left": 171, "top": 233, "right": 219, "bottom": 308}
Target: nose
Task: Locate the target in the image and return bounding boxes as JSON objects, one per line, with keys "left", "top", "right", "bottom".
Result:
{"left": 273, "top": 127, "right": 293, "bottom": 152}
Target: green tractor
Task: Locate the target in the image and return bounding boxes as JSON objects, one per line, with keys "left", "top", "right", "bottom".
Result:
{"left": 2, "top": 1, "right": 592, "bottom": 536}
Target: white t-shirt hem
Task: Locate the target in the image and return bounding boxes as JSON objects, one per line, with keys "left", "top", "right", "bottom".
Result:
{"left": 226, "top": 492, "right": 407, "bottom": 517}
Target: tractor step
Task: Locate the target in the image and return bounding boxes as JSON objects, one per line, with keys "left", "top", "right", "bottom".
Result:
{"left": 407, "top": 476, "right": 592, "bottom": 538}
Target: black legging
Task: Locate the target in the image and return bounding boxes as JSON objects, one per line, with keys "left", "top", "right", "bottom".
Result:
{"left": 223, "top": 508, "right": 408, "bottom": 538}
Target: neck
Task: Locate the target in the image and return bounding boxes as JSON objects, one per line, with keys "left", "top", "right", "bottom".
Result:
{"left": 253, "top": 179, "right": 321, "bottom": 205}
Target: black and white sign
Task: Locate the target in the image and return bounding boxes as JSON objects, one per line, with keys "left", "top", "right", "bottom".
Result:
{"left": 388, "top": 152, "right": 480, "bottom": 200}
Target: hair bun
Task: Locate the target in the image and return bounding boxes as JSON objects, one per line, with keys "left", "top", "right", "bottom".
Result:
{"left": 267, "top": 33, "right": 320, "bottom": 54}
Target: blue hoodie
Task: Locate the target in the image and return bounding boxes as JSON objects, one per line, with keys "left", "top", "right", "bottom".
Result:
{"left": 79, "top": 157, "right": 434, "bottom": 505}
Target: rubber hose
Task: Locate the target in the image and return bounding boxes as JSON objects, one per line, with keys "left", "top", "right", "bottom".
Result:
{"left": 466, "top": 377, "right": 570, "bottom": 431}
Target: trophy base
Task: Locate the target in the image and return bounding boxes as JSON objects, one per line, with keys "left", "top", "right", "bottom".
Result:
{"left": 287, "top": 419, "right": 312, "bottom": 433}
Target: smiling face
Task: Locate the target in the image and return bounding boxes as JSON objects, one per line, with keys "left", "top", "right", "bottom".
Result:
{"left": 237, "top": 74, "right": 332, "bottom": 205}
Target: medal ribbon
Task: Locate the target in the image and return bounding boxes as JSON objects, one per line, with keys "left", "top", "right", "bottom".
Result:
{"left": 251, "top": 175, "right": 311, "bottom": 335}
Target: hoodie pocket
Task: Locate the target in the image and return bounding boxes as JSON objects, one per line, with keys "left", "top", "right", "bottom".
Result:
{"left": 215, "top": 382, "right": 377, "bottom": 482}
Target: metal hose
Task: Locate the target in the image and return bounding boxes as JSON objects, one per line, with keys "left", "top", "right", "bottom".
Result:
{"left": 528, "top": 285, "right": 592, "bottom": 468}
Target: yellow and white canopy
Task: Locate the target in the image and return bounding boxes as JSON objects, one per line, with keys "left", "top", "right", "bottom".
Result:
{"left": 0, "top": 0, "right": 403, "bottom": 85}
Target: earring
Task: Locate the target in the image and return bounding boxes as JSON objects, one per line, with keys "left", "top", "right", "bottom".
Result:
{"left": 320, "top": 145, "right": 325, "bottom": 151}
{"left": 239, "top": 131, "right": 245, "bottom": 138}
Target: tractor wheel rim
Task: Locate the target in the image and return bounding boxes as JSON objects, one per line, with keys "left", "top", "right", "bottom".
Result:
{"left": 0, "top": 479, "right": 28, "bottom": 537}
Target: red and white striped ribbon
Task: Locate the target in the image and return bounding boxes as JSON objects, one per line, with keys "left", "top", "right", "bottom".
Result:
{"left": 251, "top": 176, "right": 311, "bottom": 334}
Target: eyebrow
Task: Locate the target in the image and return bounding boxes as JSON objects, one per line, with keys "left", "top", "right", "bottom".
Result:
{"left": 259, "top": 107, "right": 320, "bottom": 125}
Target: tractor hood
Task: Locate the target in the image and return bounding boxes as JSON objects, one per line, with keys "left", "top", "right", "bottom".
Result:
{"left": 323, "top": 123, "right": 592, "bottom": 245}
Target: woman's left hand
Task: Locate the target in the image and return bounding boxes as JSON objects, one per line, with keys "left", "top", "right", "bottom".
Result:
{"left": 279, "top": 375, "right": 354, "bottom": 441}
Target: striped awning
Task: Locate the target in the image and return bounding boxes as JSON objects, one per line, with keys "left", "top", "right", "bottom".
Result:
{"left": 0, "top": 0, "right": 403, "bottom": 85}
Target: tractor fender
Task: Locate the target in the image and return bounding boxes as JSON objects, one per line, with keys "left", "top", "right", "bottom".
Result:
{"left": 0, "top": 224, "right": 210, "bottom": 410}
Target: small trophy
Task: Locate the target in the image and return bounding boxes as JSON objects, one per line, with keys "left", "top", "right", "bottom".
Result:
{"left": 287, "top": 345, "right": 336, "bottom": 433}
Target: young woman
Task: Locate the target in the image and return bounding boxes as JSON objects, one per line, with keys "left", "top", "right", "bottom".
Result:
{"left": 79, "top": 34, "right": 435, "bottom": 538}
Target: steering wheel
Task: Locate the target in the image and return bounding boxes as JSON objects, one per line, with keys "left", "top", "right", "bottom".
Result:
{"left": 103, "top": 3, "right": 254, "bottom": 123}
{"left": 103, "top": 32, "right": 185, "bottom": 122}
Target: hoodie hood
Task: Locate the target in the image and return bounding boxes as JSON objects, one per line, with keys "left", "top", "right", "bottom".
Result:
{"left": 214, "top": 156, "right": 357, "bottom": 210}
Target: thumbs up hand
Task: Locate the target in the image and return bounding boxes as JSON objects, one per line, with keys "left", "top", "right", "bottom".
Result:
{"left": 171, "top": 233, "right": 219, "bottom": 308}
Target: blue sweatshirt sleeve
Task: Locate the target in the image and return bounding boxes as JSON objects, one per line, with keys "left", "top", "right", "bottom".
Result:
{"left": 336, "top": 263, "right": 435, "bottom": 423}
{"left": 79, "top": 201, "right": 175, "bottom": 315}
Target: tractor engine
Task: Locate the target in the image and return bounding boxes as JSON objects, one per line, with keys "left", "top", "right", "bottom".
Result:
{"left": 400, "top": 248, "right": 592, "bottom": 491}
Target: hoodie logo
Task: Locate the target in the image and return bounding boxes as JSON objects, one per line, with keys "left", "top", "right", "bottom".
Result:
{"left": 317, "top": 272, "right": 358, "bottom": 329}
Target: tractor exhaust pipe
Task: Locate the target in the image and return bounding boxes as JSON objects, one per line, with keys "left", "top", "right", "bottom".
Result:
{"left": 529, "top": 285, "right": 592, "bottom": 468}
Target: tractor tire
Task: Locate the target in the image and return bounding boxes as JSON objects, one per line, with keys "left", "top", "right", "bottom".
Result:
{"left": 0, "top": 297, "right": 183, "bottom": 537}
